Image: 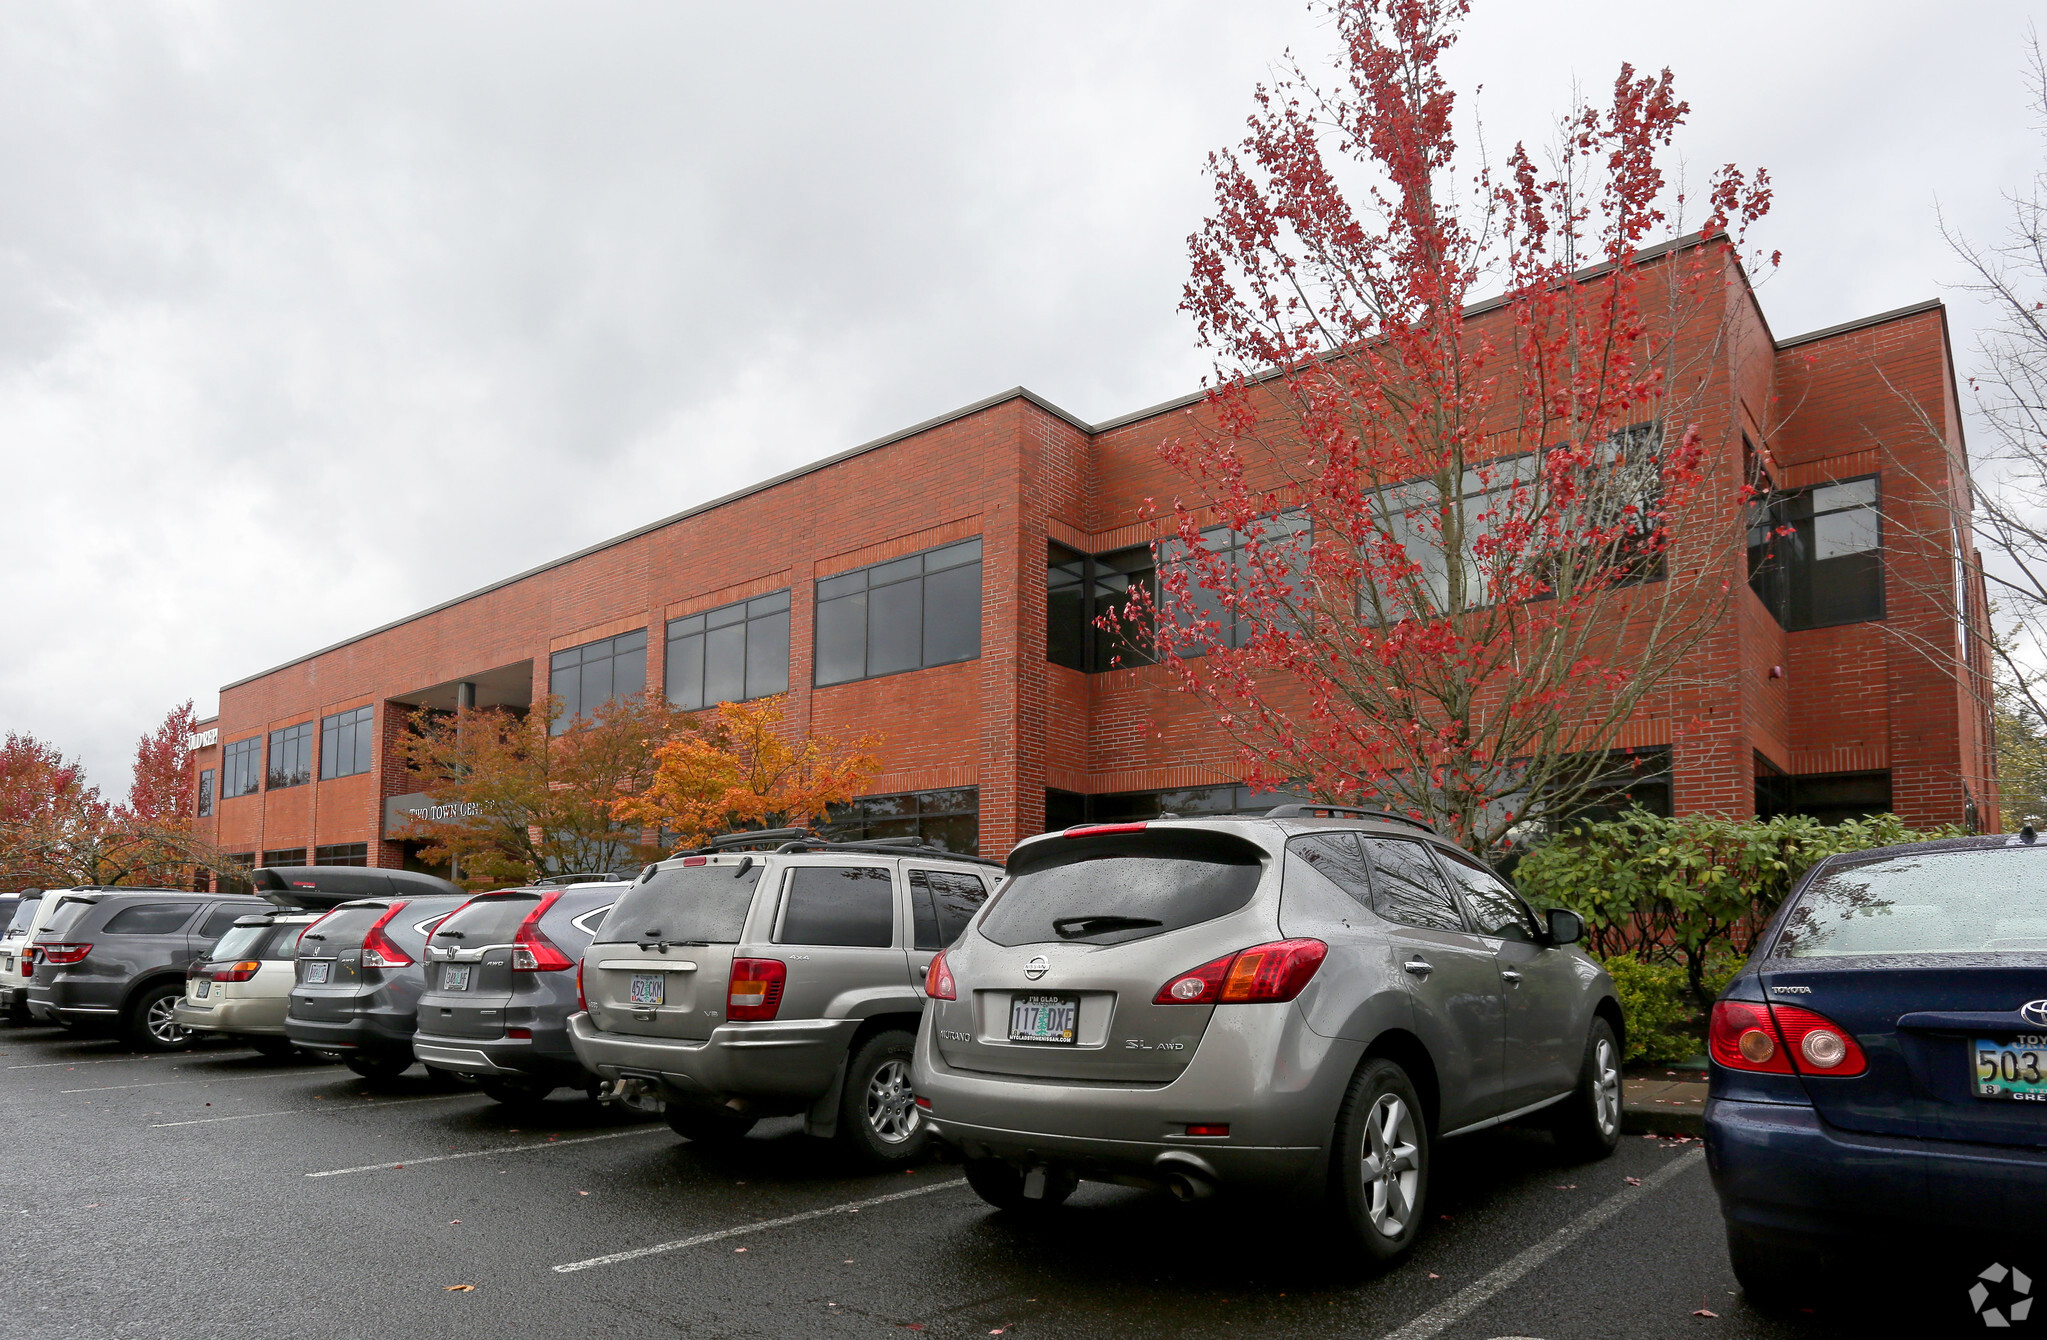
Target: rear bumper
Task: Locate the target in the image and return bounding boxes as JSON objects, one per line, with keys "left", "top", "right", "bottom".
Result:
{"left": 909, "top": 1005, "right": 1358, "bottom": 1196}
{"left": 174, "top": 995, "right": 288, "bottom": 1036}
{"left": 567, "top": 1011, "right": 856, "bottom": 1102}
{"left": 1706, "top": 1097, "right": 2047, "bottom": 1244}
{"left": 414, "top": 1031, "right": 590, "bottom": 1083}
{"left": 285, "top": 995, "right": 418, "bottom": 1057}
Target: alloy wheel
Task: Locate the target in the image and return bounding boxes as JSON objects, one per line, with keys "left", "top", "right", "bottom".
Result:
{"left": 146, "top": 996, "right": 187, "bottom": 1047}
{"left": 1592, "top": 1036, "right": 1621, "bottom": 1137}
{"left": 1360, "top": 1092, "right": 1421, "bottom": 1238}
{"left": 864, "top": 1058, "right": 920, "bottom": 1144}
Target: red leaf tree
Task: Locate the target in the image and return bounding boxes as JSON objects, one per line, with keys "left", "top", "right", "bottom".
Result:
{"left": 1134, "top": 0, "right": 1774, "bottom": 846}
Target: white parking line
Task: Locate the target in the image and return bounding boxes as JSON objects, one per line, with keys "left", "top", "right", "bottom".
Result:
{"left": 7, "top": 1053, "right": 186, "bottom": 1070}
{"left": 150, "top": 1094, "right": 476, "bottom": 1127}
{"left": 1377, "top": 1150, "right": 1706, "bottom": 1340}
{"left": 305, "top": 1128, "right": 666, "bottom": 1177}
{"left": 61, "top": 1068, "right": 334, "bottom": 1093}
{"left": 551, "top": 1177, "right": 971, "bottom": 1273}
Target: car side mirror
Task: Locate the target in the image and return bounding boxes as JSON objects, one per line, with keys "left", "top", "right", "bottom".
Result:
{"left": 1546, "top": 908, "right": 1585, "bottom": 946}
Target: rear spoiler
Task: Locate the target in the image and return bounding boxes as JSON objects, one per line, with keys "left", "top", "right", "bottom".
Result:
{"left": 251, "top": 866, "right": 464, "bottom": 909}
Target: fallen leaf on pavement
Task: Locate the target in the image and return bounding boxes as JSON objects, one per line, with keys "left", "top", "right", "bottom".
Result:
{"left": 1693, "top": 1308, "right": 1718, "bottom": 1317}
{"left": 445, "top": 1285, "right": 475, "bottom": 1292}
{"left": 734, "top": 1248, "right": 747, "bottom": 1253}
{"left": 1427, "top": 1273, "right": 1440, "bottom": 1280}
{"left": 450, "top": 1220, "right": 461, "bottom": 1225}
{"left": 900, "top": 1326, "right": 925, "bottom": 1332}
{"left": 1554, "top": 1184, "right": 1577, "bottom": 1190}
{"left": 577, "top": 1190, "right": 589, "bottom": 1196}
{"left": 1625, "top": 1176, "right": 1642, "bottom": 1186}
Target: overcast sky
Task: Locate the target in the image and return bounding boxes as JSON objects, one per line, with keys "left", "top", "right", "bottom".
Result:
{"left": 2, "top": 0, "right": 2039, "bottom": 790}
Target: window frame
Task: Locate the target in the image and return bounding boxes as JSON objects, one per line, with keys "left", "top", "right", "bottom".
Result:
{"left": 266, "top": 722, "right": 314, "bottom": 791}
{"left": 770, "top": 863, "right": 902, "bottom": 949}
{"left": 261, "top": 847, "right": 308, "bottom": 868}
{"left": 196, "top": 768, "right": 215, "bottom": 817}
{"left": 221, "top": 736, "right": 263, "bottom": 799}
{"left": 315, "top": 843, "right": 370, "bottom": 867}
{"left": 1046, "top": 539, "right": 1160, "bottom": 673}
{"left": 665, "top": 589, "right": 792, "bottom": 710}
{"left": 813, "top": 538, "right": 983, "bottom": 687}
{"left": 549, "top": 629, "right": 649, "bottom": 734}
{"left": 319, "top": 705, "right": 376, "bottom": 780}
{"left": 1747, "top": 472, "right": 1885, "bottom": 632}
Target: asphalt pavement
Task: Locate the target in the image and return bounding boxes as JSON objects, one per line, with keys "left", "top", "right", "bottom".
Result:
{"left": 0, "top": 1023, "right": 2029, "bottom": 1339}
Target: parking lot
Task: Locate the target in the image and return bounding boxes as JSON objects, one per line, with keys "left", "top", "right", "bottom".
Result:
{"left": 11, "top": 1027, "right": 2036, "bottom": 1339}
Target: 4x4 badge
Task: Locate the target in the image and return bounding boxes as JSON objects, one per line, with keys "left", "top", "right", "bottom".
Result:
{"left": 2020, "top": 1000, "right": 2047, "bottom": 1027}
{"left": 1024, "top": 955, "right": 1049, "bottom": 980}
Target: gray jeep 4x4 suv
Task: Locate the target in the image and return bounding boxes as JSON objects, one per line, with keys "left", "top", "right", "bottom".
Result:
{"left": 912, "top": 806, "right": 1623, "bottom": 1263}
{"left": 569, "top": 830, "right": 999, "bottom": 1165}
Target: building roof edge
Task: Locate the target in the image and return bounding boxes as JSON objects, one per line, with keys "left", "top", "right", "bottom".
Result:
{"left": 1775, "top": 298, "right": 1945, "bottom": 350}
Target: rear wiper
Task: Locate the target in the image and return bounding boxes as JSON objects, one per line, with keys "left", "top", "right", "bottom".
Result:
{"left": 1052, "top": 915, "right": 1163, "bottom": 939}
{"left": 637, "top": 938, "right": 710, "bottom": 952}
{"left": 437, "top": 930, "right": 465, "bottom": 939}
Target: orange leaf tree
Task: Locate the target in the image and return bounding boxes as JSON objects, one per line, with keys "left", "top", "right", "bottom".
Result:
{"left": 615, "top": 695, "right": 882, "bottom": 850}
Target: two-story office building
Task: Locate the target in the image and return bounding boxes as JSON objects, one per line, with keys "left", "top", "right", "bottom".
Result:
{"left": 185, "top": 246, "right": 1996, "bottom": 874}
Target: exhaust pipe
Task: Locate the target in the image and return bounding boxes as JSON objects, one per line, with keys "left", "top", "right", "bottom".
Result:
{"left": 596, "top": 1075, "right": 665, "bottom": 1114}
{"left": 1165, "top": 1171, "right": 1215, "bottom": 1202}
{"left": 1153, "top": 1150, "right": 1218, "bottom": 1201}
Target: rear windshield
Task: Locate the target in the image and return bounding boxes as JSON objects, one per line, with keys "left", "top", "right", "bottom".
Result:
{"left": 39, "top": 898, "right": 99, "bottom": 938}
{"left": 1778, "top": 848, "right": 2047, "bottom": 957}
{"left": 980, "top": 830, "right": 1269, "bottom": 947}
{"left": 5, "top": 897, "right": 38, "bottom": 936}
{"left": 207, "top": 925, "right": 271, "bottom": 962}
{"left": 431, "top": 893, "right": 539, "bottom": 947}
{"left": 596, "top": 864, "right": 763, "bottom": 945}
{"left": 297, "top": 905, "right": 386, "bottom": 950}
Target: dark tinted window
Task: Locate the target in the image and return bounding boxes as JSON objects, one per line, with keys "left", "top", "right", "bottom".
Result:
{"left": 1434, "top": 851, "right": 1537, "bottom": 941}
{"left": 667, "top": 590, "right": 792, "bottom": 710}
{"left": 910, "top": 869, "right": 990, "bottom": 950}
{"left": 814, "top": 538, "right": 982, "bottom": 685}
{"left": 40, "top": 898, "right": 97, "bottom": 937}
{"left": 197, "top": 905, "right": 248, "bottom": 940}
{"left": 777, "top": 866, "right": 896, "bottom": 948}
{"left": 222, "top": 736, "right": 262, "bottom": 798}
{"left": 1361, "top": 838, "right": 1466, "bottom": 932}
{"left": 1777, "top": 848, "right": 2047, "bottom": 957}
{"left": 982, "top": 830, "right": 1267, "bottom": 947}
{"left": 297, "top": 905, "right": 386, "bottom": 950}
{"left": 101, "top": 903, "right": 197, "bottom": 936}
{"left": 316, "top": 843, "right": 369, "bottom": 866}
{"left": 262, "top": 848, "right": 307, "bottom": 868}
{"left": 268, "top": 722, "right": 314, "bottom": 789}
{"left": 196, "top": 768, "right": 214, "bottom": 817}
{"left": 320, "top": 705, "right": 375, "bottom": 779}
{"left": 1290, "top": 832, "right": 1374, "bottom": 907}
{"left": 1748, "top": 476, "right": 1883, "bottom": 630}
{"left": 596, "top": 864, "right": 764, "bottom": 945}
{"left": 827, "top": 787, "right": 980, "bottom": 855}
{"left": 432, "top": 893, "right": 541, "bottom": 947}
{"left": 550, "top": 629, "right": 648, "bottom": 734}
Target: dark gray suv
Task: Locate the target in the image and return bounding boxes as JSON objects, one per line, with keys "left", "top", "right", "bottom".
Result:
{"left": 412, "top": 881, "right": 625, "bottom": 1104}
{"left": 27, "top": 888, "right": 270, "bottom": 1049}
{"left": 913, "top": 807, "right": 1623, "bottom": 1263}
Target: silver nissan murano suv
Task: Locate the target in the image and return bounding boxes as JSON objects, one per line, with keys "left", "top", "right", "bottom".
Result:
{"left": 911, "top": 806, "right": 1623, "bottom": 1263}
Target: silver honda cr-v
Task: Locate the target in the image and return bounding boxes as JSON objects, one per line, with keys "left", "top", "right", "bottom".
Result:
{"left": 568, "top": 831, "right": 1001, "bottom": 1165}
{"left": 911, "top": 806, "right": 1623, "bottom": 1262}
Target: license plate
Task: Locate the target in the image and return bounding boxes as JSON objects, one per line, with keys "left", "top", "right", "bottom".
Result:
{"left": 193, "top": 979, "right": 210, "bottom": 999}
{"left": 1975, "top": 1038, "right": 2047, "bottom": 1101}
{"left": 304, "top": 960, "right": 332, "bottom": 985}
{"left": 444, "top": 965, "right": 472, "bottom": 991}
{"left": 1008, "top": 993, "right": 1080, "bottom": 1045}
{"left": 628, "top": 975, "right": 665, "bottom": 1006}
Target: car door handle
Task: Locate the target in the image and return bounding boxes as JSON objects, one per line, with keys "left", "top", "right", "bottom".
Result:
{"left": 1403, "top": 958, "right": 1433, "bottom": 978}
{"left": 1501, "top": 969, "right": 1523, "bottom": 985}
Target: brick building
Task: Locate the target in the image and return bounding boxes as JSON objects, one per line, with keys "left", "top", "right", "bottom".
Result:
{"left": 185, "top": 249, "right": 1996, "bottom": 875}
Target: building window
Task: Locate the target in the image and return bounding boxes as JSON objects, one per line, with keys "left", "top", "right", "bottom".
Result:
{"left": 1163, "top": 510, "right": 1310, "bottom": 648}
{"left": 217, "top": 852, "right": 255, "bottom": 895}
{"left": 196, "top": 769, "right": 214, "bottom": 818}
{"left": 1748, "top": 476, "right": 1883, "bottom": 630}
{"left": 222, "top": 737, "right": 262, "bottom": 799}
{"left": 320, "top": 705, "right": 375, "bottom": 779}
{"left": 1046, "top": 783, "right": 1308, "bottom": 831}
{"left": 827, "top": 787, "right": 979, "bottom": 854}
{"left": 550, "top": 629, "right": 648, "bottom": 734}
{"left": 260, "top": 847, "right": 307, "bottom": 868}
{"left": 667, "top": 591, "right": 791, "bottom": 710}
{"left": 1046, "top": 541, "right": 1158, "bottom": 672}
{"left": 1757, "top": 769, "right": 1892, "bottom": 826}
{"left": 315, "top": 843, "right": 370, "bottom": 866}
{"left": 815, "top": 539, "right": 982, "bottom": 686}
{"left": 267, "top": 723, "right": 314, "bottom": 790}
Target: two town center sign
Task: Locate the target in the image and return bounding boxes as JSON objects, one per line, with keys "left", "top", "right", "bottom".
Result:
{"left": 382, "top": 791, "right": 484, "bottom": 838}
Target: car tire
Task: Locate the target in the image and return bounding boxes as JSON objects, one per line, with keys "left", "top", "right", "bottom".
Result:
{"left": 249, "top": 1036, "right": 298, "bottom": 1059}
{"left": 1726, "top": 1223, "right": 1819, "bottom": 1312}
{"left": 962, "top": 1157, "right": 1077, "bottom": 1213}
{"left": 478, "top": 1077, "right": 556, "bottom": 1106}
{"left": 835, "top": 1029, "right": 929, "bottom": 1167}
{"left": 1550, "top": 1016, "right": 1624, "bottom": 1161}
{"left": 343, "top": 1052, "right": 414, "bottom": 1081}
{"left": 665, "top": 1100, "right": 757, "bottom": 1145}
{"left": 124, "top": 982, "right": 194, "bottom": 1053}
{"left": 1328, "top": 1056, "right": 1430, "bottom": 1264}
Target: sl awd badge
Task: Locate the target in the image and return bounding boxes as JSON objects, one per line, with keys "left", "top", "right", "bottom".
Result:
{"left": 1024, "top": 955, "right": 1050, "bottom": 980}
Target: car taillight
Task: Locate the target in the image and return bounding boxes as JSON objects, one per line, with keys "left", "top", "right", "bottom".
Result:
{"left": 39, "top": 943, "right": 91, "bottom": 966}
{"left": 1708, "top": 1000, "right": 1866, "bottom": 1078}
{"left": 212, "top": 960, "right": 262, "bottom": 984}
{"left": 925, "top": 950, "right": 957, "bottom": 1000}
{"left": 359, "top": 902, "right": 413, "bottom": 970}
{"left": 575, "top": 958, "right": 586, "bottom": 1012}
{"left": 728, "top": 958, "right": 786, "bottom": 1022}
{"left": 510, "top": 892, "right": 573, "bottom": 971}
{"left": 1153, "top": 939, "right": 1327, "bottom": 1005}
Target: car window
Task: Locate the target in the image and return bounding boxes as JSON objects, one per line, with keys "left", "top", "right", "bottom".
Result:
{"left": 1290, "top": 833, "right": 1374, "bottom": 907}
{"left": 206, "top": 925, "right": 270, "bottom": 962}
{"left": 777, "top": 866, "right": 896, "bottom": 948}
{"left": 5, "top": 897, "right": 39, "bottom": 936}
{"left": 1777, "top": 848, "right": 2047, "bottom": 957}
{"left": 1360, "top": 838, "right": 1467, "bottom": 933}
{"left": 100, "top": 903, "right": 197, "bottom": 936}
{"left": 981, "top": 829, "right": 1267, "bottom": 948}
{"left": 909, "top": 869, "right": 990, "bottom": 950}
{"left": 262, "top": 924, "right": 311, "bottom": 959}
{"left": 596, "top": 865, "right": 764, "bottom": 945}
{"left": 39, "top": 898, "right": 98, "bottom": 937}
{"left": 1434, "top": 851, "right": 1538, "bottom": 942}
{"left": 295, "top": 905, "right": 386, "bottom": 950}
{"left": 197, "top": 905, "right": 247, "bottom": 941}
{"left": 432, "top": 893, "right": 541, "bottom": 947}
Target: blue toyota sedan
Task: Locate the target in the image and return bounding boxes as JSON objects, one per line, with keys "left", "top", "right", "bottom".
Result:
{"left": 1706, "top": 834, "right": 2047, "bottom": 1308}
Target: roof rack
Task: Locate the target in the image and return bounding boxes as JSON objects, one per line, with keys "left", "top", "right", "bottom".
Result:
{"left": 674, "top": 827, "right": 1001, "bottom": 868}
{"left": 531, "top": 872, "right": 627, "bottom": 886}
{"left": 1262, "top": 803, "right": 1438, "bottom": 834}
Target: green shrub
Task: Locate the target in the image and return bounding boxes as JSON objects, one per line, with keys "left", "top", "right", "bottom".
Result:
{"left": 1600, "top": 954, "right": 1697, "bottom": 1065}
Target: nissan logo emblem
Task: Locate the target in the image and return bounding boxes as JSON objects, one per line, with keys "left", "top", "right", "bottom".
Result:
{"left": 1024, "top": 955, "right": 1049, "bottom": 980}
{"left": 2021, "top": 1000, "right": 2047, "bottom": 1028}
